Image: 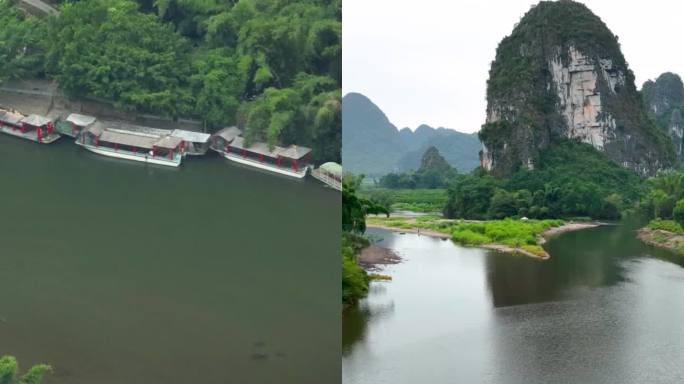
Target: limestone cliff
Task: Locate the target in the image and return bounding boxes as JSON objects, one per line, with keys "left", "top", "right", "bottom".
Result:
{"left": 479, "top": 0, "right": 674, "bottom": 176}
{"left": 641, "top": 72, "right": 684, "bottom": 156}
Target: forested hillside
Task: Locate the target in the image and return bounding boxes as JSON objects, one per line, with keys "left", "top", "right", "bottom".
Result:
{"left": 342, "top": 92, "right": 480, "bottom": 176}
{"left": 1, "top": 0, "right": 341, "bottom": 163}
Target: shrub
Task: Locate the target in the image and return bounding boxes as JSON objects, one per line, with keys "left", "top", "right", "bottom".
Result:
{"left": 673, "top": 199, "right": 684, "bottom": 227}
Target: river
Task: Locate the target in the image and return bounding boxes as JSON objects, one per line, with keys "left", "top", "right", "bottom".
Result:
{"left": 0, "top": 136, "right": 340, "bottom": 384}
{"left": 343, "top": 223, "right": 684, "bottom": 383}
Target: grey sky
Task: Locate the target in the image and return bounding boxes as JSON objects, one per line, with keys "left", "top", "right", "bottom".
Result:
{"left": 343, "top": 0, "right": 683, "bottom": 133}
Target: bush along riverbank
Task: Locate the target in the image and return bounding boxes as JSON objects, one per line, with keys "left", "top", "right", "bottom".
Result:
{"left": 367, "top": 216, "right": 600, "bottom": 259}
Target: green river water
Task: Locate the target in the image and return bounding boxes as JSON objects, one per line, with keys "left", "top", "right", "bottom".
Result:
{"left": 0, "top": 135, "right": 340, "bottom": 384}
{"left": 343, "top": 224, "right": 684, "bottom": 383}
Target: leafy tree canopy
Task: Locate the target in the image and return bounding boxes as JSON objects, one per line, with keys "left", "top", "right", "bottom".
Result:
{"left": 8, "top": 0, "right": 341, "bottom": 163}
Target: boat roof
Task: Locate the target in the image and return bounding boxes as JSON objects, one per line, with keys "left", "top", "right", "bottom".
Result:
{"left": 279, "top": 144, "right": 312, "bottom": 160}
{"left": 66, "top": 113, "right": 97, "bottom": 127}
{"left": 215, "top": 126, "right": 242, "bottom": 142}
{"left": 86, "top": 121, "right": 105, "bottom": 136}
{"left": 319, "top": 162, "right": 342, "bottom": 176}
{"left": 230, "top": 137, "right": 281, "bottom": 158}
{"left": 21, "top": 114, "right": 53, "bottom": 127}
{"left": 153, "top": 135, "right": 183, "bottom": 149}
{"left": 171, "top": 129, "right": 210, "bottom": 143}
{"left": 100, "top": 120, "right": 172, "bottom": 137}
{"left": 99, "top": 130, "right": 159, "bottom": 149}
{"left": 0, "top": 110, "right": 24, "bottom": 125}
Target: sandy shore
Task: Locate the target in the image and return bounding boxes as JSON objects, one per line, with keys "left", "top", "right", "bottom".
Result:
{"left": 358, "top": 245, "right": 402, "bottom": 268}
{"left": 367, "top": 221, "right": 602, "bottom": 260}
{"left": 637, "top": 228, "right": 684, "bottom": 254}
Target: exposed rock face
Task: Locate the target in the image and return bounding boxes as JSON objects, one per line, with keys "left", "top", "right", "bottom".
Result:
{"left": 669, "top": 109, "right": 684, "bottom": 154}
{"left": 479, "top": 0, "right": 674, "bottom": 177}
{"left": 642, "top": 72, "right": 684, "bottom": 155}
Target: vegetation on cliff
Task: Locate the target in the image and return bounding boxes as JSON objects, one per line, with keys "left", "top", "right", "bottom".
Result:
{"left": 641, "top": 72, "right": 684, "bottom": 155}
{"left": 480, "top": 0, "right": 673, "bottom": 176}
{"left": 4, "top": 0, "right": 341, "bottom": 163}
{"left": 444, "top": 141, "right": 643, "bottom": 220}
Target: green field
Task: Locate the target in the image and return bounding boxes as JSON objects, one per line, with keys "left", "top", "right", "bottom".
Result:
{"left": 359, "top": 188, "right": 448, "bottom": 213}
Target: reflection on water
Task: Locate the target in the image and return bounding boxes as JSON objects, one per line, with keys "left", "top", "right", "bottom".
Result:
{"left": 0, "top": 137, "right": 340, "bottom": 384}
{"left": 343, "top": 225, "right": 684, "bottom": 383}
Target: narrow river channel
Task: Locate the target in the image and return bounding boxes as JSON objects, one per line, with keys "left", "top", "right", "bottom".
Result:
{"left": 0, "top": 136, "right": 340, "bottom": 384}
{"left": 343, "top": 223, "right": 684, "bottom": 383}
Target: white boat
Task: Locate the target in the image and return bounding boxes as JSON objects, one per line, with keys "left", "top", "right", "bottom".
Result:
{"left": 76, "top": 123, "right": 183, "bottom": 167}
{"left": 0, "top": 111, "right": 61, "bottom": 144}
{"left": 210, "top": 128, "right": 312, "bottom": 178}
{"left": 311, "top": 162, "right": 342, "bottom": 190}
{"left": 219, "top": 150, "right": 310, "bottom": 178}
{"left": 56, "top": 113, "right": 97, "bottom": 138}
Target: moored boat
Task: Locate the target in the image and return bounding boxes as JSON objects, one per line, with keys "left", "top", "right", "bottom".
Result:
{"left": 0, "top": 111, "right": 61, "bottom": 144}
{"left": 76, "top": 123, "right": 185, "bottom": 167}
{"left": 311, "top": 162, "right": 342, "bottom": 191}
{"left": 210, "top": 127, "right": 313, "bottom": 178}
{"left": 56, "top": 113, "right": 97, "bottom": 138}
{"left": 170, "top": 129, "right": 211, "bottom": 156}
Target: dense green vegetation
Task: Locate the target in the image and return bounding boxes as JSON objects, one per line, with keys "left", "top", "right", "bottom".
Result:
{"left": 367, "top": 216, "right": 564, "bottom": 257}
{"left": 341, "top": 233, "right": 369, "bottom": 305}
{"left": 4, "top": 0, "right": 341, "bottom": 162}
{"left": 647, "top": 219, "right": 684, "bottom": 234}
{"left": 378, "top": 146, "right": 458, "bottom": 189}
{"left": 0, "top": 356, "right": 50, "bottom": 384}
{"left": 341, "top": 175, "right": 388, "bottom": 306}
{"left": 360, "top": 188, "right": 447, "bottom": 213}
{"left": 0, "top": 2, "right": 46, "bottom": 83}
{"left": 444, "top": 141, "right": 643, "bottom": 220}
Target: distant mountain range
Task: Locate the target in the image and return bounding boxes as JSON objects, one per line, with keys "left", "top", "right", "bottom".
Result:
{"left": 342, "top": 92, "right": 481, "bottom": 176}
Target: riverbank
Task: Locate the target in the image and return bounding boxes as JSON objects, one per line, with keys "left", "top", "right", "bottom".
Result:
{"left": 637, "top": 220, "right": 684, "bottom": 254}
{"left": 367, "top": 217, "right": 601, "bottom": 260}
{"left": 358, "top": 245, "right": 402, "bottom": 268}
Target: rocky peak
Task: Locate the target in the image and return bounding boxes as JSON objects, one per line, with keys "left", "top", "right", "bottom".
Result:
{"left": 642, "top": 72, "right": 684, "bottom": 119}
{"left": 419, "top": 146, "right": 451, "bottom": 172}
{"left": 479, "top": 0, "right": 674, "bottom": 177}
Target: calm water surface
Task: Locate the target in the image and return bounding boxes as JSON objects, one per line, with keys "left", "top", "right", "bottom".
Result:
{"left": 0, "top": 136, "right": 340, "bottom": 384}
{"left": 343, "top": 224, "right": 684, "bottom": 384}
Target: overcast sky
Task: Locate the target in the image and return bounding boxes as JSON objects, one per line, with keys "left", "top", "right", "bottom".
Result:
{"left": 343, "top": 0, "right": 684, "bottom": 133}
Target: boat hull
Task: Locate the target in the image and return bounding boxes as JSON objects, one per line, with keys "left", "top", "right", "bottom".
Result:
{"left": 0, "top": 127, "right": 61, "bottom": 144}
{"left": 218, "top": 151, "right": 308, "bottom": 178}
{"left": 76, "top": 141, "right": 181, "bottom": 167}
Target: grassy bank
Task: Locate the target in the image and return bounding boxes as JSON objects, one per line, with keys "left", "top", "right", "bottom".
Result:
{"left": 367, "top": 216, "right": 565, "bottom": 258}
{"left": 359, "top": 188, "right": 448, "bottom": 213}
{"left": 638, "top": 219, "right": 684, "bottom": 254}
